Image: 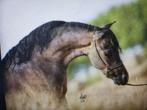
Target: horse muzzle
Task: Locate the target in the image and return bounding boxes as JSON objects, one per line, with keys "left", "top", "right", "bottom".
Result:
{"left": 106, "top": 66, "right": 129, "bottom": 85}
{"left": 112, "top": 73, "right": 128, "bottom": 85}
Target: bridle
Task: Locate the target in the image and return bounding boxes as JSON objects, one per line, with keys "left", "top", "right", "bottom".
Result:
{"left": 93, "top": 37, "right": 147, "bottom": 86}
{"left": 93, "top": 39, "right": 123, "bottom": 75}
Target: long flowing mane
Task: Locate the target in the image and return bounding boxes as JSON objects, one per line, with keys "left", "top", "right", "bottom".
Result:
{"left": 2, "top": 21, "right": 65, "bottom": 66}
{"left": 2, "top": 21, "right": 120, "bottom": 68}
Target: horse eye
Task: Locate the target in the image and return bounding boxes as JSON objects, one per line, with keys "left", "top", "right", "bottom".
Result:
{"left": 104, "top": 49, "right": 113, "bottom": 56}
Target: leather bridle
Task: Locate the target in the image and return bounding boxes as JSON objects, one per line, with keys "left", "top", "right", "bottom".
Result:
{"left": 93, "top": 38, "right": 147, "bottom": 86}
{"left": 92, "top": 28, "right": 147, "bottom": 86}
{"left": 93, "top": 39, "right": 123, "bottom": 76}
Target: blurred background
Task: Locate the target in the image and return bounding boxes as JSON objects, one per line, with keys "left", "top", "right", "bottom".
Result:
{"left": 1, "top": 0, "right": 147, "bottom": 110}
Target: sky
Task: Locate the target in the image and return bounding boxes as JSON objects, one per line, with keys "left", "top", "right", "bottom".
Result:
{"left": 0, "top": 0, "right": 132, "bottom": 58}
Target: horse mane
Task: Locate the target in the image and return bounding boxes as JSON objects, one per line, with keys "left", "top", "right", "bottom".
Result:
{"left": 1, "top": 21, "right": 120, "bottom": 68}
{"left": 2, "top": 21, "right": 66, "bottom": 67}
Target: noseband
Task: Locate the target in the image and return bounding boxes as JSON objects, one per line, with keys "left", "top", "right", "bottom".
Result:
{"left": 93, "top": 39, "right": 123, "bottom": 74}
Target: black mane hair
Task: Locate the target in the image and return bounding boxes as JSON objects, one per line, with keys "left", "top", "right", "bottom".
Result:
{"left": 2, "top": 21, "right": 64, "bottom": 66}
{"left": 2, "top": 21, "right": 120, "bottom": 68}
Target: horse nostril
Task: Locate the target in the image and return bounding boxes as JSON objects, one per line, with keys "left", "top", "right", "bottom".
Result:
{"left": 120, "top": 73, "right": 128, "bottom": 85}
{"left": 122, "top": 74, "right": 128, "bottom": 82}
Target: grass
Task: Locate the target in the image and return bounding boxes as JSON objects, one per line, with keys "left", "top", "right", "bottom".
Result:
{"left": 67, "top": 59, "right": 147, "bottom": 110}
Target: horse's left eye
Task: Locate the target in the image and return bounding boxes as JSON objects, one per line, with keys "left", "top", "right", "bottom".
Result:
{"left": 104, "top": 49, "right": 113, "bottom": 56}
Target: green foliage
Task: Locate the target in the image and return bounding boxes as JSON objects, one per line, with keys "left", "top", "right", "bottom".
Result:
{"left": 90, "top": 0, "right": 147, "bottom": 49}
{"left": 84, "top": 74, "right": 102, "bottom": 86}
{"left": 67, "top": 56, "right": 91, "bottom": 79}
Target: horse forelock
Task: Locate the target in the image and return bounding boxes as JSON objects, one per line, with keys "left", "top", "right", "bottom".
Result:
{"left": 105, "top": 30, "right": 121, "bottom": 51}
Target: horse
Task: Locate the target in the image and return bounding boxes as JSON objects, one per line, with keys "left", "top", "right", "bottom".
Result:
{"left": 1, "top": 21, "right": 129, "bottom": 110}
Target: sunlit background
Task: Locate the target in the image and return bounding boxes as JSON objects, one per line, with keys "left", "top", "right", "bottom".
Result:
{"left": 1, "top": 0, "right": 147, "bottom": 110}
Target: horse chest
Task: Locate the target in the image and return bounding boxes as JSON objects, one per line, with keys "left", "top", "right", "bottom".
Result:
{"left": 4, "top": 62, "right": 67, "bottom": 110}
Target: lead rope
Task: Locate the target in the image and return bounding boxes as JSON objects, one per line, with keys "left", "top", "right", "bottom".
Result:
{"left": 126, "top": 83, "right": 147, "bottom": 86}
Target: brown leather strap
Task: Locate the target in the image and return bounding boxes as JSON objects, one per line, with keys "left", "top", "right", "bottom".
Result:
{"left": 94, "top": 39, "right": 123, "bottom": 72}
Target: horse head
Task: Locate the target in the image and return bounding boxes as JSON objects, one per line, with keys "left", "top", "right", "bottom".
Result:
{"left": 89, "top": 22, "right": 129, "bottom": 85}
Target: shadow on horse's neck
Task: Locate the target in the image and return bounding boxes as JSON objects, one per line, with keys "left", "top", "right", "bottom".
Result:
{"left": 33, "top": 28, "right": 93, "bottom": 67}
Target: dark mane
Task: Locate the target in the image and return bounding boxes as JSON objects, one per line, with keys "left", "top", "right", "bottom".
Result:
{"left": 2, "top": 21, "right": 99, "bottom": 67}
{"left": 2, "top": 21, "right": 120, "bottom": 68}
{"left": 2, "top": 21, "right": 64, "bottom": 67}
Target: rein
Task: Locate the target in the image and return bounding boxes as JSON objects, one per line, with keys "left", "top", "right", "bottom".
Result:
{"left": 126, "top": 83, "right": 147, "bottom": 86}
{"left": 93, "top": 39, "right": 147, "bottom": 87}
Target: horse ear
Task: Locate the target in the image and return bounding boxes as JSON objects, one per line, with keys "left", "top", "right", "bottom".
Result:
{"left": 103, "top": 21, "right": 116, "bottom": 29}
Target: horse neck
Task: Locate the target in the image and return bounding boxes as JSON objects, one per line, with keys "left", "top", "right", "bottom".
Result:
{"left": 33, "top": 28, "right": 93, "bottom": 66}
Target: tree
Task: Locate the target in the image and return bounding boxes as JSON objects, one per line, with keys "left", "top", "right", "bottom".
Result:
{"left": 90, "top": 0, "right": 147, "bottom": 49}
